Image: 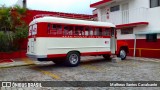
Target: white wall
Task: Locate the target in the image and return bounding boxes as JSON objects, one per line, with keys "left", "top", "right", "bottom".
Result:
{"left": 117, "top": 29, "right": 135, "bottom": 40}
{"left": 147, "top": 7, "right": 160, "bottom": 31}
{"left": 16, "top": 0, "right": 27, "bottom": 8}
{"left": 129, "top": 0, "right": 160, "bottom": 32}
{"left": 129, "top": 0, "right": 149, "bottom": 9}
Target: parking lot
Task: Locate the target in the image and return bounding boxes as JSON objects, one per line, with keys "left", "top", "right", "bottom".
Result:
{"left": 0, "top": 56, "right": 160, "bottom": 89}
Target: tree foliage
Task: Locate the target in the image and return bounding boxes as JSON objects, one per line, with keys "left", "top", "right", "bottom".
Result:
{"left": 0, "top": 5, "right": 28, "bottom": 52}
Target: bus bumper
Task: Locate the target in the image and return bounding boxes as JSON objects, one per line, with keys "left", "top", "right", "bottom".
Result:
{"left": 26, "top": 54, "right": 47, "bottom": 59}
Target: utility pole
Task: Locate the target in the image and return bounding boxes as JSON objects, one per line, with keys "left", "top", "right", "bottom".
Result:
{"left": 23, "top": 0, "right": 26, "bottom": 8}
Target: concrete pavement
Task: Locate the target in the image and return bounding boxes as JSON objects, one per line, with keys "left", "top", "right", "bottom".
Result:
{"left": 0, "top": 56, "right": 160, "bottom": 69}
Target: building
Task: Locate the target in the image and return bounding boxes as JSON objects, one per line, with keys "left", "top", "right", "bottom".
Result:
{"left": 90, "top": 0, "right": 160, "bottom": 58}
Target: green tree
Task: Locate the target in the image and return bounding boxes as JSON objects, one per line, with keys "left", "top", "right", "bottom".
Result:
{"left": 0, "top": 5, "right": 28, "bottom": 52}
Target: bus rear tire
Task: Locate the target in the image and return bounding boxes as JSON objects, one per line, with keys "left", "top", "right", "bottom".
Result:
{"left": 65, "top": 52, "right": 80, "bottom": 67}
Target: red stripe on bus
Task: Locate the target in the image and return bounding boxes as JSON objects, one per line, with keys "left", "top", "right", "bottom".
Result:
{"left": 47, "top": 54, "right": 67, "bottom": 58}
{"left": 81, "top": 51, "right": 111, "bottom": 56}
{"left": 47, "top": 51, "right": 111, "bottom": 58}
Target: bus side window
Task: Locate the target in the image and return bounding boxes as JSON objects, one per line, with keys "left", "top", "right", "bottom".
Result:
{"left": 85, "top": 27, "right": 89, "bottom": 36}
{"left": 52, "top": 24, "right": 56, "bottom": 30}
{"left": 94, "top": 28, "right": 100, "bottom": 36}
{"left": 57, "top": 25, "right": 62, "bottom": 30}
{"left": 81, "top": 27, "right": 85, "bottom": 36}
{"left": 64, "top": 26, "right": 68, "bottom": 35}
{"left": 94, "top": 28, "right": 103, "bottom": 36}
{"left": 89, "top": 27, "right": 94, "bottom": 36}
{"left": 47, "top": 24, "right": 50, "bottom": 34}
{"left": 68, "top": 26, "right": 74, "bottom": 35}
{"left": 75, "top": 26, "right": 79, "bottom": 35}
{"left": 57, "top": 25, "right": 62, "bottom": 35}
{"left": 105, "top": 28, "right": 111, "bottom": 36}
{"left": 80, "top": 26, "right": 84, "bottom": 36}
{"left": 49, "top": 24, "right": 57, "bottom": 35}
{"left": 101, "top": 28, "right": 106, "bottom": 36}
{"left": 99, "top": 28, "right": 102, "bottom": 36}
{"left": 75, "top": 26, "right": 84, "bottom": 36}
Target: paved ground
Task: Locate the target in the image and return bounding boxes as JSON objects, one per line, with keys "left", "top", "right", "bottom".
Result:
{"left": 0, "top": 56, "right": 160, "bottom": 90}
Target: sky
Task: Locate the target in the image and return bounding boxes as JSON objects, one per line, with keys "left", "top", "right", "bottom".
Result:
{"left": 0, "top": 0, "right": 101, "bottom": 14}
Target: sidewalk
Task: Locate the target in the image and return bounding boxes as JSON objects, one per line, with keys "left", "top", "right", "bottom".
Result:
{"left": 127, "top": 56, "right": 160, "bottom": 62}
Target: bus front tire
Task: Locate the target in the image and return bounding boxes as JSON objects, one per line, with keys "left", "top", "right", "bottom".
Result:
{"left": 65, "top": 52, "right": 80, "bottom": 67}
{"left": 119, "top": 49, "right": 127, "bottom": 60}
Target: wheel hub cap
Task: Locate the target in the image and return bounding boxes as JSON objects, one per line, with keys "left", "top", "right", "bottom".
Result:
{"left": 120, "top": 50, "right": 126, "bottom": 59}
{"left": 69, "top": 54, "right": 78, "bottom": 64}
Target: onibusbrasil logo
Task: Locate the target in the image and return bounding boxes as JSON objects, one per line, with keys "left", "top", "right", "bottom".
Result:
{"left": 1, "top": 82, "right": 42, "bottom": 87}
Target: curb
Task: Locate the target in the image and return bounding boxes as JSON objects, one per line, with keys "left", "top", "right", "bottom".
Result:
{"left": 0, "top": 58, "right": 36, "bottom": 69}
{"left": 0, "top": 63, "right": 35, "bottom": 69}
{"left": 127, "top": 57, "right": 160, "bottom": 62}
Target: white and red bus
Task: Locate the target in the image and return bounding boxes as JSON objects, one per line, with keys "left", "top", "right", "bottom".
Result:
{"left": 27, "top": 16, "right": 128, "bottom": 67}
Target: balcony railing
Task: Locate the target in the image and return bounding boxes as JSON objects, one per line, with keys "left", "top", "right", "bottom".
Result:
{"left": 108, "top": 7, "right": 148, "bottom": 25}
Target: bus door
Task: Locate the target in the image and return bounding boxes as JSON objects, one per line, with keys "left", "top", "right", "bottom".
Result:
{"left": 110, "top": 28, "right": 117, "bottom": 54}
{"left": 29, "top": 24, "right": 37, "bottom": 53}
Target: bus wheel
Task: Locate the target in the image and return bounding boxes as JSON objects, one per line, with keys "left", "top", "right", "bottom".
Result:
{"left": 103, "top": 54, "right": 111, "bottom": 60}
{"left": 120, "top": 49, "right": 127, "bottom": 60}
{"left": 65, "top": 52, "right": 80, "bottom": 67}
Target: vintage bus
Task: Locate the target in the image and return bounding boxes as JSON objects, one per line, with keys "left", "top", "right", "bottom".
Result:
{"left": 27, "top": 16, "right": 128, "bottom": 67}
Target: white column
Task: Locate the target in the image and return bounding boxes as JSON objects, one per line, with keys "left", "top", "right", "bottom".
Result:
{"left": 133, "top": 34, "right": 137, "bottom": 57}
{"left": 97, "top": 9, "right": 102, "bottom": 21}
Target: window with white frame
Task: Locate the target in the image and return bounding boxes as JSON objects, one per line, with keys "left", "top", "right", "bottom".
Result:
{"left": 121, "top": 28, "right": 133, "bottom": 34}
{"left": 146, "top": 34, "right": 157, "bottom": 42}
{"left": 110, "top": 5, "right": 120, "bottom": 12}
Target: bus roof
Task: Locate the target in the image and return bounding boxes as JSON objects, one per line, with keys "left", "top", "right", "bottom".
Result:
{"left": 29, "top": 16, "right": 115, "bottom": 28}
